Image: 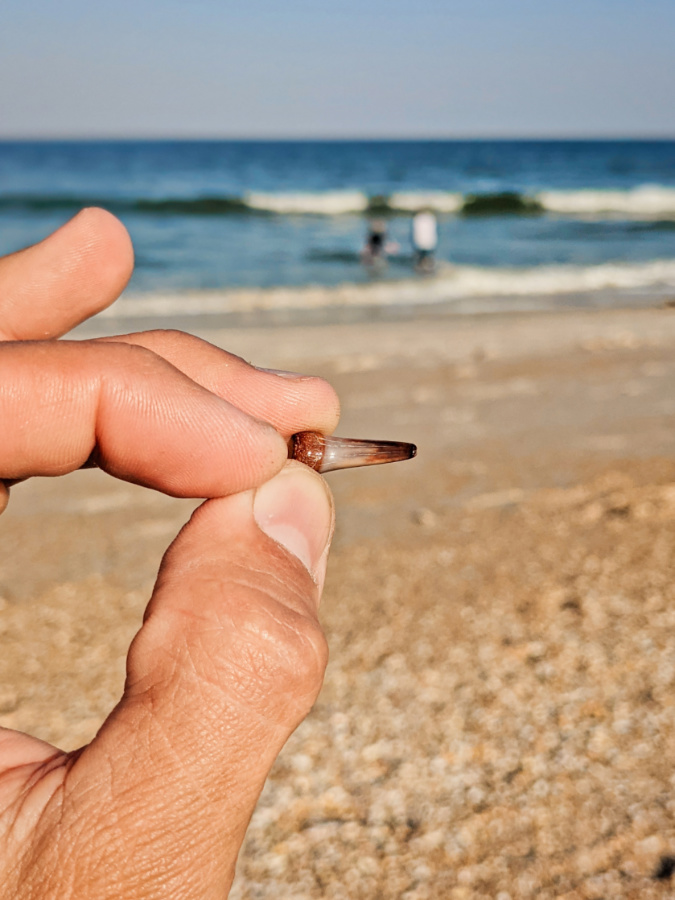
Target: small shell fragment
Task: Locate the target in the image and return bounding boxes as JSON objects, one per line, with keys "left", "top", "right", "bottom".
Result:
{"left": 288, "top": 431, "right": 417, "bottom": 474}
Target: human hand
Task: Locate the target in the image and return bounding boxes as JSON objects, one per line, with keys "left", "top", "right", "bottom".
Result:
{"left": 0, "top": 209, "right": 339, "bottom": 899}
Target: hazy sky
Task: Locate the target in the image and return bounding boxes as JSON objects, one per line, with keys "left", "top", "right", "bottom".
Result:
{"left": 1, "top": 0, "right": 674, "bottom": 138}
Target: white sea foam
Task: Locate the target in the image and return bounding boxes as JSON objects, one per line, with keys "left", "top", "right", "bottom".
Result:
{"left": 243, "top": 189, "right": 464, "bottom": 216}
{"left": 538, "top": 186, "right": 675, "bottom": 217}
{"left": 244, "top": 191, "right": 369, "bottom": 215}
{"left": 432, "top": 259, "right": 675, "bottom": 298}
{"left": 240, "top": 186, "right": 675, "bottom": 218}
{"left": 100, "top": 259, "right": 675, "bottom": 321}
{"left": 388, "top": 191, "right": 464, "bottom": 213}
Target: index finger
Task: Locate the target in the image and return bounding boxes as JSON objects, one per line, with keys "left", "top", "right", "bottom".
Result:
{"left": 0, "top": 340, "right": 288, "bottom": 497}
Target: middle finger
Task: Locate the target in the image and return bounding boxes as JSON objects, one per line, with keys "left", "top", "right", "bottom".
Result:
{"left": 97, "top": 330, "right": 341, "bottom": 438}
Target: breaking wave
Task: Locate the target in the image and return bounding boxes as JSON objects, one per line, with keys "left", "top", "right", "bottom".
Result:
{"left": 245, "top": 190, "right": 368, "bottom": 215}
{"left": 100, "top": 259, "right": 675, "bottom": 320}
{"left": 3, "top": 185, "right": 675, "bottom": 218}
{"left": 0, "top": 194, "right": 251, "bottom": 215}
{"left": 538, "top": 186, "right": 675, "bottom": 217}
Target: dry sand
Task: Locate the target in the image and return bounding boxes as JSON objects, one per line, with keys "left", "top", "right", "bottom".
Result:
{"left": 2, "top": 304, "right": 675, "bottom": 898}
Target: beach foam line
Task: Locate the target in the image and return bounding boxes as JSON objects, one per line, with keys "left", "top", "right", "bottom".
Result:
{"left": 3, "top": 186, "right": 675, "bottom": 218}
{"left": 245, "top": 190, "right": 369, "bottom": 215}
{"left": 388, "top": 191, "right": 464, "bottom": 213}
{"left": 239, "top": 186, "right": 675, "bottom": 218}
{"left": 100, "top": 259, "right": 675, "bottom": 319}
{"left": 538, "top": 186, "right": 675, "bottom": 217}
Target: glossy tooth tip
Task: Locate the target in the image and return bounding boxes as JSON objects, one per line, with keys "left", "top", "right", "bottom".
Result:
{"left": 289, "top": 432, "right": 417, "bottom": 473}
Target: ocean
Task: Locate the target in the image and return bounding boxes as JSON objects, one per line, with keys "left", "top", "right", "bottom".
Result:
{"left": 1, "top": 140, "right": 674, "bottom": 326}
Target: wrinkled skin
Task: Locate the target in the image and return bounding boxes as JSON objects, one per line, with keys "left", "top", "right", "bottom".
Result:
{"left": 0, "top": 209, "right": 339, "bottom": 899}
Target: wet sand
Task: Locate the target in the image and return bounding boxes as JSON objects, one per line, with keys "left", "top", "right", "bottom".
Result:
{"left": 2, "top": 304, "right": 675, "bottom": 898}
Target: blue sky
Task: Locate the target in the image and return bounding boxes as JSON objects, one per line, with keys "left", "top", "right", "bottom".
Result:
{"left": 1, "top": 0, "right": 673, "bottom": 138}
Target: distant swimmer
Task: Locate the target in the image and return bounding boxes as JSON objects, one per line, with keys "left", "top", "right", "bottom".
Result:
{"left": 361, "top": 219, "right": 399, "bottom": 268}
{"left": 411, "top": 209, "right": 438, "bottom": 273}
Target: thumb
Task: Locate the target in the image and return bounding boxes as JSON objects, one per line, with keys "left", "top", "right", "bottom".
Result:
{"left": 61, "top": 463, "right": 334, "bottom": 899}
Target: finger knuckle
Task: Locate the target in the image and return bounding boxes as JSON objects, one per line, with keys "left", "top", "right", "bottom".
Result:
{"left": 229, "top": 579, "right": 328, "bottom": 706}
{"left": 142, "top": 562, "right": 329, "bottom": 727}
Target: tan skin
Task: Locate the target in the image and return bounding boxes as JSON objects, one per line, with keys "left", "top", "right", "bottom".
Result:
{"left": 0, "top": 208, "right": 340, "bottom": 898}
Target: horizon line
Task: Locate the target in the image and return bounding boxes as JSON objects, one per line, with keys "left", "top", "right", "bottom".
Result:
{"left": 1, "top": 133, "right": 675, "bottom": 143}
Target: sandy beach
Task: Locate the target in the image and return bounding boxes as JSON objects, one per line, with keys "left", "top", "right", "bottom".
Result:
{"left": 1, "top": 301, "right": 675, "bottom": 898}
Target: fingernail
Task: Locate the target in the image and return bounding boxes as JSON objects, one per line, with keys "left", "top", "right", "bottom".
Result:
{"left": 253, "top": 462, "right": 334, "bottom": 583}
{"left": 256, "top": 366, "right": 309, "bottom": 379}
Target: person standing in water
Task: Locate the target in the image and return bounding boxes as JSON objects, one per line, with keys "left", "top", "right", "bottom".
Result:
{"left": 411, "top": 209, "right": 438, "bottom": 272}
{"left": 361, "top": 219, "right": 399, "bottom": 268}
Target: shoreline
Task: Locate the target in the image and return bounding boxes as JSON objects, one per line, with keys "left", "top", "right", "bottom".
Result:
{"left": 68, "top": 259, "right": 675, "bottom": 337}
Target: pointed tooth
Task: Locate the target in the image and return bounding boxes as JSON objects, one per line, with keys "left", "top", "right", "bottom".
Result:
{"left": 289, "top": 432, "right": 416, "bottom": 473}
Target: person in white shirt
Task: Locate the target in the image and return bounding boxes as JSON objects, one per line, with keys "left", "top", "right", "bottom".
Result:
{"left": 411, "top": 209, "right": 438, "bottom": 271}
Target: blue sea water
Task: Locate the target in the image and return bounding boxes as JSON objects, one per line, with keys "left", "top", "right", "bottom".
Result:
{"left": 0, "top": 140, "right": 674, "bottom": 315}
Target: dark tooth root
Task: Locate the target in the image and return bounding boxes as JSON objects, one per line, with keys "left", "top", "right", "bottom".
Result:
{"left": 288, "top": 431, "right": 326, "bottom": 471}
{"left": 288, "top": 432, "right": 417, "bottom": 473}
